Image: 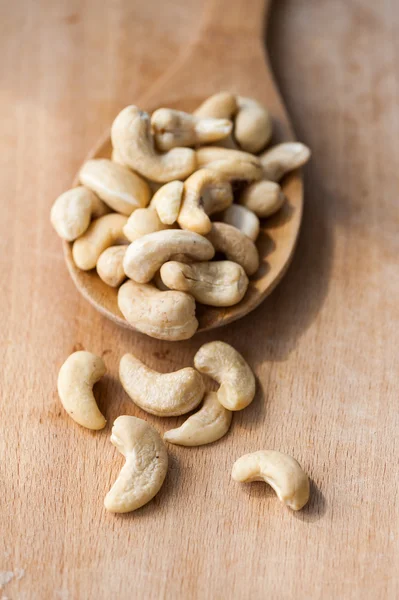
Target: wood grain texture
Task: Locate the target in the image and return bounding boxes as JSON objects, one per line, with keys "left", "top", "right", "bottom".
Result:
{"left": 1, "top": 1, "right": 398, "bottom": 598}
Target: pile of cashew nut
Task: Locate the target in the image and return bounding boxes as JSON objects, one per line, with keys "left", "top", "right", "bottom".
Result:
{"left": 51, "top": 92, "right": 311, "bottom": 341}
{"left": 57, "top": 342, "right": 310, "bottom": 514}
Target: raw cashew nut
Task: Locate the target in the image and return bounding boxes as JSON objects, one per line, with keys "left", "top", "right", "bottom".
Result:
{"left": 177, "top": 169, "right": 233, "bottom": 235}
{"left": 111, "top": 147, "right": 127, "bottom": 166}
{"left": 57, "top": 351, "right": 106, "bottom": 430}
{"left": 72, "top": 213, "right": 128, "bottom": 270}
{"left": 222, "top": 204, "right": 260, "bottom": 241}
{"left": 160, "top": 260, "right": 248, "bottom": 307}
{"left": 123, "top": 229, "right": 215, "bottom": 283}
{"left": 111, "top": 105, "right": 197, "bottom": 183}
{"left": 149, "top": 180, "right": 184, "bottom": 225}
{"left": 235, "top": 96, "right": 272, "bottom": 153}
{"left": 194, "top": 341, "right": 255, "bottom": 411}
{"left": 50, "top": 186, "right": 109, "bottom": 241}
{"left": 97, "top": 245, "right": 127, "bottom": 287}
{"left": 151, "top": 108, "right": 232, "bottom": 151}
{"left": 239, "top": 180, "right": 285, "bottom": 218}
{"left": 123, "top": 208, "right": 168, "bottom": 242}
{"left": 104, "top": 416, "right": 168, "bottom": 513}
{"left": 231, "top": 450, "right": 310, "bottom": 511}
{"left": 164, "top": 391, "right": 232, "bottom": 446}
{"left": 118, "top": 280, "right": 198, "bottom": 340}
{"left": 259, "top": 142, "right": 311, "bottom": 182}
{"left": 79, "top": 158, "right": 150, "bottom": 215}
{"left": 204, "top": 158, "right": 262, "bottom": 183}
{"left": 206, "top": 222, "right": 259, "bottom": 276}
{"left": 119, "top": 353, "right": 205, "bottom": 416}
{"left": 194, "top": 91, "right": 237, "bottom": 119}
{"left": 196, "top": 146, "right": 261, "bottom": 169}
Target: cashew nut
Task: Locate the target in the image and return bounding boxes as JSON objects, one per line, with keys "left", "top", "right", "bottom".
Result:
{"left": 104, "top": 415, "right": 168, "bottom": 513}
{"left": 123, "top": 208, "right": 168, "bottom": 242}
{"left": 222, "top": 204, "right": 260, "bottom": 241}
{"left": 123, "top": 229, "right": 215, "bottom": 283}
{"left": 194, "top": 91, "right": 237, "bottom": 119}
{"left": 231, "top": 450, "right": 310, "bottom": 511}
{"left": 160, "top": 260, "right": 248, "bottom": 307}
{"left": 194, "top": 341, "right": 255, "bottom": 411}
{"left": 57, "top": 351, "right": 106, "bottom": 430}
{"left": 259, "top": 142, "right": 311, "bottom": 182}
{"left": 151, "top": 108, "right": 232, "bottom": 151}
{"left": 97, "top": 245, "right": 127, "bottom": 287}
{"left": 79, "top": 158, "right": 150, "bottom": 216}
{"left": 111, "top": 105, "right": 197, "bottom": 183}
{"left": 235, "top": 96, "right": 272, "bottom": 153}
{"left": 204, "top": 158, "right": 263, "bottom": 183}
{"left": 72, "top": 213, "right": 128, "bottom": 270}
{"left": 149, "top": 180, "right": 184, "bottom": 225}
{"left": 196, "top": 146, "right": 261, "bottom": 169}
{"left": 239, "top": 180, "right": 285, "bottom": 218}
{"left": 206, "top": 222, "right": 259, "bottom": 276}
{"left": 164, "top": 391, "right": 232, "bottom": 446}
{"left": 50, "top": 186, "right": 109, "bottom": 241}
{"left": 119, "top": 353, "right": 205, "bottom": 416}
{"left": 118, "top": 280, "right": 198, "bottom": 340}
{"left": 177, "top": 169, "right": 233, "bottom": 235}
{"left": 111, "top": 146, "right": 127, "bottom": 166}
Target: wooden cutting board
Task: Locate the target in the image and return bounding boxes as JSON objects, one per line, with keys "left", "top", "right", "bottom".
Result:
{"left": 1, "top": 1, "right": 398, "bottom": 598}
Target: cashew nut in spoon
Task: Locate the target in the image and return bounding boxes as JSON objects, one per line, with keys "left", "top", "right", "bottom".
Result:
{"left": 151, "top": 108, "right": 232, "bottom": 151}
{"left": 164, "top": 391, "right": 232, "bottom": 447}
{"left": 239, "top": 180, "right": 285, "bottom": 218}
{"left": 57, "top": 351, "right": 106, "bottom": 430}
{"left": 104, "top": 415, "right": 168, "bottom": 513}
{"left": 194, "top": 341, "right": 255, "bottom": 411}
{"left": 50, "top": 186, "right": 109, "bottom": 241}
{"left": 111, "top": 105, "right": 197, "bottom": 183}
{"left": 196, "top": 146, "right": 260, "bottom": 169}
{"left": 259, "top": 142, "right": 311, "bottom": 182}
{"left": 222, "top": 204, "right": 260, "bottom": 241}
{"left": 79, "top": 158, "right": 150, "bottom": 215}
{"left": 234, "top": 96, "right": 272, "bottom": 153}
{"left": 177, "top": 168, "right": 233, "bottom": 235}
{"left": 123, "top": 208, "right": 168, "bottom": 242}
{"left": 118, "top": 280, "right": 198, "bottom": 341}
{"left": 206, "top": 222, "right": 259, "bottom": 276}
{"left": 231, "top": 450, "right": 310, "bottom": 511}
{"left": 160, "top": 260, "right": 248, "bottom": 307}
{"left": 72, "top": 213, "right": 128, "bottom": 270}
{"left": 149, "top": 180, "right": 184, "bottom": 225}
{"left": 123, "top": 229, "right": 215, "bottom": 283}
{"left": 96, "top": 245, "right": 127, "bottom": 288}
{"left": 203, "top": 158, "right": 263, "bottom": 183}
{"left": 119, "top": 353, "right": 205, "bottom": 416}
{"left": 193, "top": 91, "right": 237, "bottom": 119}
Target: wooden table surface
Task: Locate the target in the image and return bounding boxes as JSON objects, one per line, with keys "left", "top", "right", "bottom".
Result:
{"left": 1, "top": 1, "right": 398, "bottom": 598}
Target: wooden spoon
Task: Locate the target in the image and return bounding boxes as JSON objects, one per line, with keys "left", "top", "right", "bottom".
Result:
{"left": 64, "top": 0, "right": 304, "bottom": 334}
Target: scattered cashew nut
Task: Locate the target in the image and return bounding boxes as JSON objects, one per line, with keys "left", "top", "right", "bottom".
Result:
{"left": 194, "top": 341, "right": 255, "bottom": 411}
{"left": 164, "top": 391, "right": 232, "bottom": 446}
{"left": 97, "top": 245, "right": 127, "bottom": 287}
{"left": 119, "top": 353, "right": 205, "bottom": 416}
{"left": 194, "top": 91, "right": 237, "bottom": 119}
{"left": 222, "top": 204, "right": 260, "bottom": 241}
{"left": 203, "top": 158, "right": 263, "bottom": 183}
{"left": 235, "top": 96, "right": 272, "bottom": 153}
{"left": 149, "top": 180, "right": 184, "bottom": 225}
{"left": 123, "top": 208, "right": 168, "bottom": 242}
{"left": 51, "top": 186, "right": 109, "bottom": 241}
{"left": 231, "top": 450, "right": 310, "bottom": 511}
{"left": 239, "top": 180, "right": 285, "bottom": 218}
{"left": 206, "top": 222, "right": 259, "bottom": 276}
{"left": 72, "top": 213, "right": 128, "bottom": 270}
{"left": 57, "top": 351, "right": 106, "bottom": 430}
{"left": 259, "top": 142, "right": 311, "bottom": 182}
{"left": 196, "top": 146, "right": 260, "bottom": 169}
{"left": 104, "top": 415, "right": 168, "bottom": 513}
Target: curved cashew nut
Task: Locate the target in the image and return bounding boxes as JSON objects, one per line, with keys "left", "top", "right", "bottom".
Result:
{"left": 111, "top": 105, "right": 197, "bottom": 183}
{"left": 239, "top": 180, "right": 285, "bottom": 218}
{"left": 151, "top": 108, "right": 232, "bottom": 151}
{"left": 204, "top": 158, "right": 263, "bottom": 183}
{"left": 194, "top": 341, "right": 255, "bottom": 411}
{"left": 196, "top": 146, "right": 260, "bottom": 169}
{"left": 123, "top": 208, "right": 168, "bottom": 242}
{"left": 123, "top": 229, "right": 215, "bottom": 283}
{"left": 72, "top": 213, "right": 128, "bottom": 270}
{"left": 97, "top": 245, "right": 127, "bottom": 287}
{"left": 118, "top": 280, "right": 198, "bottom": 341}
{"left": 57, "top": 351, "right": 106, "bottom": 430}
{"left": 164, "top": 391, "right": 232, "bottom": 446}
{"left": 79, "top": 158, "right": 150, "bottom": 216}
{"left": 50, "top": 186, "right": 109, "bottom": 241}
{"left": 177, "top": 169, "right": 233, "bottom": 235}
{"left": 231, "top": 450, "right": 310, "bottom": 511}
{"left": 194, "top": 91, "right": 237, "bottom": 119}
{"left": 104, "top": 416, "right": 168, "bottom": 513}
{"left": 119, "top": 353, "right": 205, "bottom": 416}
{"left": 235, "top": 96, "right": 272, "bottom": 153}
{"left": 160, "top": 260, "right": 248, "bottom": 307}
{"left": 206, "top": 222, "right": 259, "bottom": 276}
{"left": 222, "top": 204, "right": 260, "bottom": 241}
{"left": 260, "top": 142, "right": 311, "bottom": 182}
{"left": 149, "top": 180, "right": 184, "bottom": 225}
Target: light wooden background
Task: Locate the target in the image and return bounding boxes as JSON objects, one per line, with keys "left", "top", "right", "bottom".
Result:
{"left": 1, "top": 1, "right": 398, "bottom": 598}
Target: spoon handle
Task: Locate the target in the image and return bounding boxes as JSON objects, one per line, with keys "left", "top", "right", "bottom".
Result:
{"left": 199, "top": 0, "right": 271, "bottom": 41}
